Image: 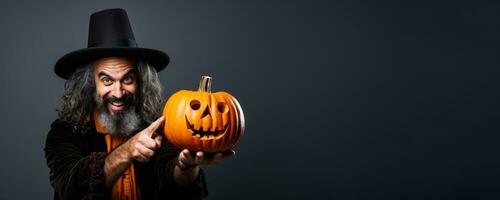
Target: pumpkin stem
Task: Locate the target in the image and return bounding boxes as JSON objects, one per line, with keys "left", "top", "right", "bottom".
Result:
{"left": 198, "top": 76, "right": 212, "bottom": 92}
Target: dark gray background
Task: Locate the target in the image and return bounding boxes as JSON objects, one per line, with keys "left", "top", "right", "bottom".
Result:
{"left": 1, "top": 0, "right": 500, "bottom": 199}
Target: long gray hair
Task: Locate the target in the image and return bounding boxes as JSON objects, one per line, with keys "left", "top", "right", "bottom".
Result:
{"left": 57, "top": 59, "right": 164, "bottom": 134}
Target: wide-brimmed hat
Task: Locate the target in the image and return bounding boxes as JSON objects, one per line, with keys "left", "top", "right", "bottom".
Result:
{"left": 54, "top": 8, "right": 169, "bottom": 79}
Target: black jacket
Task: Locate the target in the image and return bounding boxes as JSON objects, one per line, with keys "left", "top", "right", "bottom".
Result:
{"left": 44, "top": 119, "right": 208, "bottom": 200}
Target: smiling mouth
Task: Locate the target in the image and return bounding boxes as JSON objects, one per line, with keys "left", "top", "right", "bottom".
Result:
{"left": 185, "top": 116, "right": 228, "bottom": 140}
{"left": 105, "top": 96, "right": 131, "bottom": 112}
{"left": 108, "top": 101, "right": 127, "bottom": 112}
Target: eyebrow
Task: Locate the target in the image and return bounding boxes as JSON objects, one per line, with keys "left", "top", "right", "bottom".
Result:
{"left": 97, "top": 68, "right": 137, "bottom": 80}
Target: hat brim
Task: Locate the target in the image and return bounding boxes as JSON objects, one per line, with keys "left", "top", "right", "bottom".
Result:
{"left": 54, "top": 47, "right": 169, "bottom": 79}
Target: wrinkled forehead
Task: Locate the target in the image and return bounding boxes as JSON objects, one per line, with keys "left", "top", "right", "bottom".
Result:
{"left": 92, "top": 57, "right": 137, "bottom": 76}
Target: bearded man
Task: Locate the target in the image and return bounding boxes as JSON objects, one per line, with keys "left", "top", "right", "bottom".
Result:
{"left": 44, "top": 9, "right": 233, "bottom": 200}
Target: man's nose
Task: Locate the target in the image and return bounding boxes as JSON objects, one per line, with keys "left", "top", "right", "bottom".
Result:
{"left": 111, "top": 82, "right": 125, "bottom": 99}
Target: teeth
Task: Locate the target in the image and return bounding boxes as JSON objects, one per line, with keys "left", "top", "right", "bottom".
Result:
{"left": 111, "top": 102, "right": 124, "bottom": 106}
{"left": 185, "top": 116, "right": 228, "bottom": 140}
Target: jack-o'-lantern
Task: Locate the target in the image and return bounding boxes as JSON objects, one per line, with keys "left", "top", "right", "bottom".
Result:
{"left": 162, "top": 76, "right": 245, "bottom": 152}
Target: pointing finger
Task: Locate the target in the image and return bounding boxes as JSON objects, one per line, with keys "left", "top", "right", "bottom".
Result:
{"left": 145, "top": 116, "right": 164, "bottom": 136}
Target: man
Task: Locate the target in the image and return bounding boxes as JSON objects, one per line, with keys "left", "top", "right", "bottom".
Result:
{"left": 44, "top": 8, "right": 233, "bottom": 200}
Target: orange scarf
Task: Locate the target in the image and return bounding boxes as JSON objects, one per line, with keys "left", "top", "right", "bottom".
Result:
{"left": 93, "top": 110, "right": 139, "bottom": 200}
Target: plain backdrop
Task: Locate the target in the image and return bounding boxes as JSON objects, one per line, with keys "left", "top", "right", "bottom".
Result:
{"left": 1, "top": 0, "right": 500, "bottom": 199}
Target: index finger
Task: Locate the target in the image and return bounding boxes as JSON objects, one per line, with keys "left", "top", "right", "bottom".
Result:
{"left": 145, "top": 116, "right": 164, "bottom": 136}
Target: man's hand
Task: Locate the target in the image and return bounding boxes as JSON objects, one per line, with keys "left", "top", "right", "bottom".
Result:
{"left": 125, "top": 116, "right": 164, "bottom": 162}
{"left": 104, "top": 116, "right": 164, "bottom": 187}
{"left": 174, "top": 149, "right": 235, "bottom": 186}
{"left": 177, "top": 149, "right": 235, "bottom": 169}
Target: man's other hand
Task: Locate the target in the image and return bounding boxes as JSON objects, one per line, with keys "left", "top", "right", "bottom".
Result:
{"left": 177, "top": 149, "right": 235, "bottom": 170}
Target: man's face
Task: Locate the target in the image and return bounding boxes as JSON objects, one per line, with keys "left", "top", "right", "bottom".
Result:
{"left": 93, "top": 56, "right": 142, "bottom": 136}
{"left": 93, "top": 57, "right": 137, "bottom": 115}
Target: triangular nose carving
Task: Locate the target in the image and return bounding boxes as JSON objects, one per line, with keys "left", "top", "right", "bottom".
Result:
{"left": 202, "top": 107, "right": 211, "bottom": 118}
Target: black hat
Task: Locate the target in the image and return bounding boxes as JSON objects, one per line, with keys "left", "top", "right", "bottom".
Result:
{"left": 54, "top": 8, "right": 169, "bottom": 79}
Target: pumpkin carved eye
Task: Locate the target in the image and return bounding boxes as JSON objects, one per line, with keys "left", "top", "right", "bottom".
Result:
{"left": 217, "top": 102, "right": 228, "bottom": 113}
{"left": 190, "top": 100, "right": 200, "bottom": 110}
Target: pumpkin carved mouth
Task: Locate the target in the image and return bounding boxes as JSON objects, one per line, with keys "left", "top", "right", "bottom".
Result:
{"left": 185, "top": 116, "right": 228, "bottom": 140}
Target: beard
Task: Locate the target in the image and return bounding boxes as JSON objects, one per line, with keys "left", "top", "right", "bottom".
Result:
{"left": 94, "top": 92, "right": 142, "bottom": 136}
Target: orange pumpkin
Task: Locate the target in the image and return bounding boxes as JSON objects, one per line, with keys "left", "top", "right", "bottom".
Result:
{"left": 162, "top": 76, "right": 245, "bottom": 152}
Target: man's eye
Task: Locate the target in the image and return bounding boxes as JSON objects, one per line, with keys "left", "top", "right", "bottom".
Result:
{"left": 123, "top": 76, "right": 134, "bottom": 84}
{"left": 102, "top": 78, "right": 112, "bottom": 85}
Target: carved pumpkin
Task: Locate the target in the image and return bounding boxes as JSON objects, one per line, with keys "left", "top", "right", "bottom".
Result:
{"left": 162, "top": 76, "right": 245, "bottom": 152}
